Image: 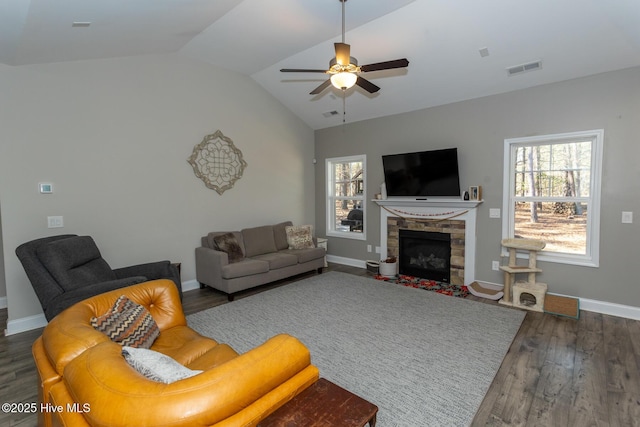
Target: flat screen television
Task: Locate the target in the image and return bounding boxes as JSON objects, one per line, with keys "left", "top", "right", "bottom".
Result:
{"left": 382, "top": 148, "right": 461, "bottom": 197}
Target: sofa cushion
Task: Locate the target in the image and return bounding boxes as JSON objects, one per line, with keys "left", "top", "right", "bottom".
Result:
{"left": 213, "top": 233, "right": 244, "bottom": 263}
{"left": 285, "top": 247, "right": 326, "bottom": 264}
{"left": 122, "top": 346, "right": 203, "bottom": 384}
{"left": 285, "top": 225, "right": 315, "bottom": 250}
{"left": 37, "top": 236, "right": 117, "bottom": 291}
{"left": 221, "top": 259, "right": 270, "bottom": 280}
{"left": 252, "top": 252, "right": 299, "bottom": 270}
{"left": 91, "top": 295, "right": 160, "bottom": 349}
{"left": 273, "top": 221, "right": 293, "bottom": 251}
{"left": 242, "top": 225, "right": 277, "bottom": 257}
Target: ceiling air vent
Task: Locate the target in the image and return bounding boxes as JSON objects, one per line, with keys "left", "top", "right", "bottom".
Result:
{"left": 507, "top": 60, "right": 542, "bottom": 76}
{"left": 323, "top": 110, "right": 340, "bottom": 118}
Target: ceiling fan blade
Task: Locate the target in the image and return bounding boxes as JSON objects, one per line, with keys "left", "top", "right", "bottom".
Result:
{"left": 310, "top": 79, "right": 332, "bottom": 95}
{"left": 356, "top": 76, "right": 380, "bottom": 94}
{"left": 360, "top": 58, "right": 409, "bottom": 73}
{"left": 335, "top": 42, "right": 351, "bottom": 66}
{"left": 281, "top": 68, "right": 328, "bottom": 73}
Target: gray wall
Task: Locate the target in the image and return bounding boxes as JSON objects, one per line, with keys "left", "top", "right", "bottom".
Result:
{"left": 315, "top": 66, "right": 640, "bottom": 308}
{"left": 0, "top": 53, "right": 315, "bottom": 326}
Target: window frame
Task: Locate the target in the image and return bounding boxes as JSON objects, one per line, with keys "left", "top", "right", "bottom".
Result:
{"left": 502, "top": 129, "right": 604, "bottom": 267}
{"left": 326, "top": 155, "right": 367, "bottom": 240}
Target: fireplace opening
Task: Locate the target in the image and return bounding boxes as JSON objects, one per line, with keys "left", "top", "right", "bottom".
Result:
{"left": 399, "top": 229, "right": 451, "bottom": 282}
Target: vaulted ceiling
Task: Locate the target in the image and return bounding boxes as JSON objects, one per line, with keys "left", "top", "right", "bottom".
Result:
{"left": 2, "top": 0, "right": 639, "bottom": 129}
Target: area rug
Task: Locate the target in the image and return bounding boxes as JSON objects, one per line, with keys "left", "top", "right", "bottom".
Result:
{"left": 188, "top": 272, "right": 525, "bottom": 427}
{"left": 374, "top": 274, "right": 470, "bottom": 298}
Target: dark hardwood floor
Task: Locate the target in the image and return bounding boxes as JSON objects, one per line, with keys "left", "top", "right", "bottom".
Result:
{"left": 1, "top": 264, "right": 638, "bottom": 426}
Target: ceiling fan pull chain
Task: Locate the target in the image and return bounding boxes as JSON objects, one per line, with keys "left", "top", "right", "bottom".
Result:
{"left": 343, "top": 90, "right": 347, "bottom": 123}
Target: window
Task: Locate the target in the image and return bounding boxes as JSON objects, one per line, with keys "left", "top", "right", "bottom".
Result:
{"left": 502, "top": 129, "right": 603, "bottom": 266}
{"left": 326, "top": 155, "right": 366, "bottom": 240}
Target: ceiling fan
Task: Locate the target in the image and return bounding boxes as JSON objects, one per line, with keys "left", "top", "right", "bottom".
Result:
{"left": 280, "top": 0, "right": 409, "bottom": 95}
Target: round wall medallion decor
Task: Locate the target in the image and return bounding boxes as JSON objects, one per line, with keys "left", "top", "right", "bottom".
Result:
{"left": 187, "top": 130, "right": 248, "bottom": 195}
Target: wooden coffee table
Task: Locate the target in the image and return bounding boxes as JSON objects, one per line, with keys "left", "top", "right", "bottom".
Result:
{"left": 259, "top": 378, "right": 378, "bottom": 427}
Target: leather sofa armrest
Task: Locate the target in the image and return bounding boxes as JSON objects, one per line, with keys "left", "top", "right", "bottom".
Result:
{"left": 60, "top": 334, "right": 318, "bottom": 427}
{"left": 33, "top": 336, "right": 62, "bottom": 427}
{"left": 49, "top": 382, "right": 90, "bottom": 427}
{"left": 195, "top": 246, "right": 228, "bottom": 287}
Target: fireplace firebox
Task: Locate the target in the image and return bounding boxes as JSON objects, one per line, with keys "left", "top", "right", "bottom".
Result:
{"left": 399, "top": 229, "right": 451, "bottom": 283}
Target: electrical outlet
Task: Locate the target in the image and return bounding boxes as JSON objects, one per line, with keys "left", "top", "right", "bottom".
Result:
{"left": 367, "top": 244, "right": 372, "bottom": 252}
{"left": 47, "top": 216, "right": 64, "bottom": 228}
{"left": 492, "top": 260, "right": 500, "bottom": 271}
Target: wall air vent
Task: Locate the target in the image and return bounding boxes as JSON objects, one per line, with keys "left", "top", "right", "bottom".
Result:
{"left": 323, "top": 110, "right": 340, "bottom": 118}
{"left": 507, "top": 60, "right": 542, "bottom": 76}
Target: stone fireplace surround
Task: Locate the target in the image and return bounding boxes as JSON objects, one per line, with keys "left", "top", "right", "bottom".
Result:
{"left": 374, "top": 198, "right": 482, "bottom": 286}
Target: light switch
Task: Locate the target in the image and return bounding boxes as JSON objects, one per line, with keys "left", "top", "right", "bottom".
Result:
{"left": 489, "top": 208, "right": 501, "bottom": 218}
{"left": 622, "top": 211, "right": 633, "bottom": 224}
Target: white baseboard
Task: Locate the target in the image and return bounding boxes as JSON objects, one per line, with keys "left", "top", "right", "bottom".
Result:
{"left": 5, "top": 269, "right": 640, "bottom": 335}
{"left": 181, "top": 279, "right": 200, "bottom": 292}
{"left": 326, "top": 254, "right": 367, "bottom": 269}
{"left": 5, "top": 313, "right": 47, "bottom": 336}
{"left": 579, "top": 297, "right": 640, "bottom": 320}
{"left": 329, "top": 256, "right": 640, "bottom": 321}
{"left": 4, "top": 280, "right": 200, "bottom": 336}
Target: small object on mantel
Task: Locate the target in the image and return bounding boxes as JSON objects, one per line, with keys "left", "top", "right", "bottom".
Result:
{"left": 468, "top": 281, "right": 504, "bottom": 300}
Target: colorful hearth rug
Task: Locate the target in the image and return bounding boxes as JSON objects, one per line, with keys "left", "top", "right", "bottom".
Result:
{"left": 374, "top": 274, "right": 469, "bottom": 298}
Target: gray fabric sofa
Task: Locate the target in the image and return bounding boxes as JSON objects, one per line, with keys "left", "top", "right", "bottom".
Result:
{"left": 196, "top": 221, "right": 325, "bottom": 300}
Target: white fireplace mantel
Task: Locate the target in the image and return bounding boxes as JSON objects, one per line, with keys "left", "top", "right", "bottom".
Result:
{"left": 374, "top": 198, "right": 483, "bottom": 285}
{"left": 374, "top": 198, "right": 482, "bottom": 209}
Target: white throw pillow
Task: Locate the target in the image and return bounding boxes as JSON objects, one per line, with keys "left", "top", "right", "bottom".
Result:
{"left": 122, "top": 346, "right": 203, "bottom": 384}
{"left": 285, "top": 225, "right": 315, "bottom": 250}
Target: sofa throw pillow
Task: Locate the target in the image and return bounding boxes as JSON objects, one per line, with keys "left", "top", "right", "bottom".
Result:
{"left": 122, "top": 346, "right": 203, "bottom": 384}
{"left": 91, "top": 295, "right": 160, "bottom": 349}
{"left": 213, "top": 232, "right": 244, "bottom": 263}
{"left": 285, "top": 225, "right": 315, "bottom": 250}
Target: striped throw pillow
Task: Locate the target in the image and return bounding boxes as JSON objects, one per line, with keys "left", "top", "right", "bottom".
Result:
{"left": 91, "top": 295, "right": 160, "bottom": 348}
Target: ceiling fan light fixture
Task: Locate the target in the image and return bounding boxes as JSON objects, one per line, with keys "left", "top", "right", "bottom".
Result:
{"left": 330, "top": 72, "right": 357, "bottom": 90}
{"left": 280, "top": 0, "right": 408, "bottom": 96}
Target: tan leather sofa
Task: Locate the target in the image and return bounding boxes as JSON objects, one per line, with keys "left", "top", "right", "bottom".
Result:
{"left": 32, "top": 279, "right": 319, "bottom": 427}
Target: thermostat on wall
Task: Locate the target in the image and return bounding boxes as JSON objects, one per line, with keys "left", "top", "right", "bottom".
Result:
{"left": 39, "top": 183, "right": 53, "bottom": 194}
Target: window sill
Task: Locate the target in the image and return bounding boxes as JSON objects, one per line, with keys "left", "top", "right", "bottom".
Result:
{"left": 502, "top": 251, "right": 599, "bottom": 268}
{"left": 326, "top": 231, "right": 366, "bottom": 241}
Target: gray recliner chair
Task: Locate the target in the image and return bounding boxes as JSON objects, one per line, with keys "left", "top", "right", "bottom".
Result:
{"left": 16, "top": 234, "right": 181, "bottom": 321}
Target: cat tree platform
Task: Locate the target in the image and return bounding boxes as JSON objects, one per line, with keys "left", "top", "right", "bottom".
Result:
{"left": 498, "top": 238, "right": 547, "bottom": 311}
